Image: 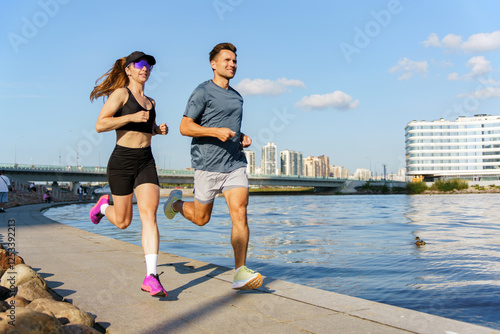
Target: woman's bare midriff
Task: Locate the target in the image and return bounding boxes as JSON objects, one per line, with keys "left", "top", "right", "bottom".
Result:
{"left": 116, "top": 130, "right": 152, "bottom": 148}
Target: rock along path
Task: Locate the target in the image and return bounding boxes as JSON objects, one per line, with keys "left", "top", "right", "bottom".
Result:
{"left": 0, "top": 203, "right": 498, "bottom": 334}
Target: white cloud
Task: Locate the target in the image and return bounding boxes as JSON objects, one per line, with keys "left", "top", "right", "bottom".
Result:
{"left": 465, "top": 56, "right": 493, "bottom": 78}
{"left": 422, "top": 33, "right": 441, "bottom": 47}
{"left": 234, "top": 77, "right": 306, "bottom": 96}
{"left": 446, "top": 57, "right": 493, "bottom": 81}
{"left": 475, "top": 87, "right": 500, "bottom": 98}
{"left": 438, "top": 60, "right": 453, "bottom": 67}
{"left": 388, "top": 58, "right": 428, "bottom": 80}
{"left": 447, "top": 72, "right": 460, "bottom": 81}
{"left": 422, "top": 31, "right": 500, "bottom": 52}
{"left": 295, "top": 91, "right": 359, "bottom": 111}
{"left": 458, "top": 87, "right": 500, "bottom": 99}
{"left": 478, "top": 77, "right": 500, "bottom": 86}
{"left": 276, "top": 78, "right": 306, "bottom": 88}
{"left": 441, "top": 33, "right": 463, "bottom": 49}
{"left": 462, "top": 31, "right": 500, "bottom": 52}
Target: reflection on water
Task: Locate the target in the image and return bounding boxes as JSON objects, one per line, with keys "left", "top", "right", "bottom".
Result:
{"left": 44, "top": 194, "right": 500, "bottom": 330}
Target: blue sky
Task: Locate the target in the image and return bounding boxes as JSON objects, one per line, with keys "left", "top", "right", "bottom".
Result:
{"left": 2, "top": 0, "right": 500, "bottom": 176}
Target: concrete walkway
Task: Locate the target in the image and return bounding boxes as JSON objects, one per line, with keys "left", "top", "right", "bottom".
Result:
{"left": 0, "top": 203, "right": 498, "bottom": 334}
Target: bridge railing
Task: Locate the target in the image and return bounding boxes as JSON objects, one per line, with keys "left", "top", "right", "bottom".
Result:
{"left": 249, "top": 173, "right": 347, "bottom": 181}
{"left": 158, "top": 169, "right": 195, "bottom": 176}
{"left": 0, "top": 163, "right": 405, "bottom": 183}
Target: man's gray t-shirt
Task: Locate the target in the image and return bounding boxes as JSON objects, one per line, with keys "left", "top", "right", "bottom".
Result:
{"left": 184, "top": 80, "right": 247, "bottom": 172}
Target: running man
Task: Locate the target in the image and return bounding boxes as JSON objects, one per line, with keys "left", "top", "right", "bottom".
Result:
{"left": 164, "top": 42, "right": 262, "bottom": 290}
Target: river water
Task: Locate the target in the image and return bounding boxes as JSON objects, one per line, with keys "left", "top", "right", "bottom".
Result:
{"left": 43, "top": 193, "right": 500, "bottom": 330}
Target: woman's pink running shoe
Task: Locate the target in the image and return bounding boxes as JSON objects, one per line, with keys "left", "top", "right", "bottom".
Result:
{"left": 141, "top": 272, "right": 167, "bottom": 297}
{"left": 89, "top": 195, "right": 109, "bottom": 224}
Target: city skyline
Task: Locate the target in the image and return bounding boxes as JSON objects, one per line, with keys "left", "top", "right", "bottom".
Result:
{"left": 245, "top": 142, "right": 391, "bottom": 179}
{"left": 2, "top": 1, "right": 500, "bottom": 175}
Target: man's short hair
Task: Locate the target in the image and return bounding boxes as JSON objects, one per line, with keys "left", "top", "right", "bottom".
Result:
{"left": 209, "top": 43, "right": 237, "bottom": 62}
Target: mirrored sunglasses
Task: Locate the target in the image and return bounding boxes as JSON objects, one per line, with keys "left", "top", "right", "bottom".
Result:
{"left": 133, "top": 59, "right": 151, "bottom": 71}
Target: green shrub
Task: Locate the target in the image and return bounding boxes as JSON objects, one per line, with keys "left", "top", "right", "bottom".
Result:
{"left": 407, "top": 182, "right": 428, "bottom": 194}
{"left": 360, "top": 182, "right": 371, "bottom": 191}
{"left": 430, "top": 179, "right": 469, "bottom": 192}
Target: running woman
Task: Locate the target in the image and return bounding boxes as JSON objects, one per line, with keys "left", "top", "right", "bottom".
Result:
{"left": 90, "top": 51, "right": 168, "bottom": 297}
{"left": 163, "top": 43, "right": 262, "bottom": 290}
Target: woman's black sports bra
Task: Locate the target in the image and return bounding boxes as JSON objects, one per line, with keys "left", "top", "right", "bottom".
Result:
{"left": 114, "top": 87, "right": 156, "bottom": 134}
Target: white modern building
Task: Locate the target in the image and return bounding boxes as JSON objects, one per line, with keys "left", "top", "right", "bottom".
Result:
{"left": 406, "top": 114, "right": 500, "bottom": 182}
{"left": 262, "top": 142, "right": 278, "bottom": 175}
{"left": 353, "top": 168, "right": 372, "bottom": 180}
{"left": 280, "top": 150, "right": 303, "bottom": 176}
{"left": 389, "top": 168, "right": 406, "bottom": 182}
{"left": 244, "top": 150, "right": 256, "bottom": 175}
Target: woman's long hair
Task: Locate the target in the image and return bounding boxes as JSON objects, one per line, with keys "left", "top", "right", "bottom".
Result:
{"left": 90, "top": 57, "right": 129, "bottom": 102}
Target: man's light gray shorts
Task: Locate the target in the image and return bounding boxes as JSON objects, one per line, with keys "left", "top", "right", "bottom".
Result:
{"left": 0, "top": 192, "right": 8, "bottom": 203}
{"left": 194, "top": 167, "right": 248, "bottom": 204}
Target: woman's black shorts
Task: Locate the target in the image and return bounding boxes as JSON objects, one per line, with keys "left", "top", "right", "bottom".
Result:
{"left": 107, "top": 145, "right": 159, "bottom": 196}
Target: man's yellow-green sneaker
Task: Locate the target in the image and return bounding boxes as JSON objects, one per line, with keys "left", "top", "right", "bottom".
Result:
{"left": 163, "top": 190, "right": 182, "bottom": 219}
{"left": 231, "top": 266, "right": 262, "bottom": 290}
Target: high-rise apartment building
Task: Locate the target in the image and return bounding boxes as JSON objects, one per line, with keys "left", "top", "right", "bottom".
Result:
{"left": 280, "top": 150, "right": 303, "bottom": 176}
{"left": 330, "top": 165, "right": 349, "bottom": 179}
{"left": 406, "top": 114, "right": 500, "bottom": 181}
{"left": 303, "top": 156, "right": 318, "bottom": 177}
{"left": 303, "top": 155, "right": 330, "bottom": 177}
{"left": 280, "top": 150, "right": 291, "bottom": 176}
{"left": 262, "top": 142, "right": 278, "bottom": 175}
{"left": 244, "top": 150, "right": 255, "bottom": 175}
{"left": 317, "top": 155, "right": 330, "bottom": 177}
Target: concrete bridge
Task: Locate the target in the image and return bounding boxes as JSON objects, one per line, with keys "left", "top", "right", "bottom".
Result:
{"left": 0, "top": 164, "right": 406, "bottom": 194}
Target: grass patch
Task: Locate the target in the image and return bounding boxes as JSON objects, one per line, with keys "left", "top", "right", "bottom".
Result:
{"left": 249, "top": 186, "right": 314, "bottom": 193}
{"left": 430, "top": 179, "right": 469, "bottom": 192}
{"left": 406, "top": 181, "right": 428, "bottom": 194}
{"left": 359, "top": 182, "right": 405, "bottom": 194}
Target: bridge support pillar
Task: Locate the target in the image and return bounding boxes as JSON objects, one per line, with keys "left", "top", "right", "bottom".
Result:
{"left": 72, "top": 181, "right": 80, "bottom": 194}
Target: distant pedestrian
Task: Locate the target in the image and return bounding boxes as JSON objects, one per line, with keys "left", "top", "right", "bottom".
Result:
{"left": 78, "top": 186, "right": 83, "bottom": 201}
{"left": 29, "top": 183, "right": 36, "bottom": 192}
{"left": 163, "top": 43, "right": 262, "bottom": 290}
{"left": 90, "top": 51, "right": 169, "bottom": 297}
{"left": 0, "top": 170, "right": 11, "bottom": 213}
{"left": 43, "top": 190, "right": 53, "bottom": 203}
